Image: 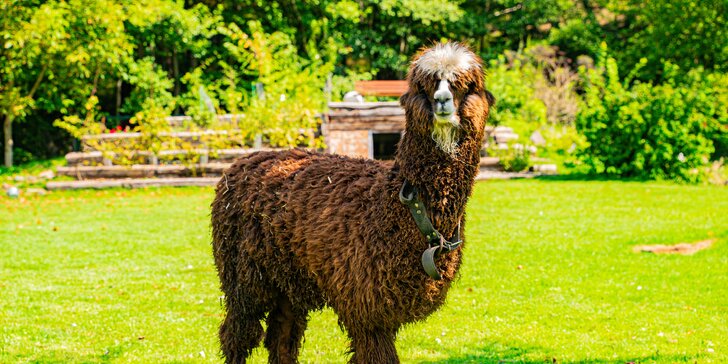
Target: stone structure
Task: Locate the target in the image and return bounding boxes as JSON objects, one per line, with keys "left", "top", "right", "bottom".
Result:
{"left": 322, "top": 102, "right": 405, "bottom": 160}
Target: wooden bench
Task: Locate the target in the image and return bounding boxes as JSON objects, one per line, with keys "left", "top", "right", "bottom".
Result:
{"left": 354, "top": 80, "right": 408, "bottom": 97}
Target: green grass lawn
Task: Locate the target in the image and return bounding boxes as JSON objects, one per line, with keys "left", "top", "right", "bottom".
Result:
{"left": 1, "top": 180, "right": 726, "bottom": 363}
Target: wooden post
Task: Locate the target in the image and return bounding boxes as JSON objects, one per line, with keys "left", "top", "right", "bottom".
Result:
{"left": 173, "top": 48, "right": 180, "bottom": 115}
{"left": 325, "top": 73, "right": 333, "bottom": 105}
{"left": 115, "top": 79, "right": 122, "bottom": 117}
{"left": 4, "top": 114, "right": 14, "bottom": 167}
{"left": 254, "top": 82, "right": 264, "bottom": 149}
{"left": 255, "top": 82, "right": 265, "bottom": 101}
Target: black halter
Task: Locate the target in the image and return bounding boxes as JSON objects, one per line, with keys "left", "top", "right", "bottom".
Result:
{"left": 399, "top": 179, "right": 462, "bottom": 280}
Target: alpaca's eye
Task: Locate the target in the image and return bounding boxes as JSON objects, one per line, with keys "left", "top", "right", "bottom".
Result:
{"left": 467, "top": 82, "right": 476, "bottom": 94}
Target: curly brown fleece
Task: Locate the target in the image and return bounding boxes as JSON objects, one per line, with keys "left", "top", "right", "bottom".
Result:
{"left": 211, "top": 42, "right": 494, "bottom": 364}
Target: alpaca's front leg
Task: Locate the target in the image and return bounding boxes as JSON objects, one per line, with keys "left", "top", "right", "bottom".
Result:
{"left": 347, "top": 328, "right": 399, "bottom": 364}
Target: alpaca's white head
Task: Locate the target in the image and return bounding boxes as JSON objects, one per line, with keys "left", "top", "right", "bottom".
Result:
{"left": 414, "top": 42, "right": 478, "bottom": 82}
{"left": 400, "top": 42, "right": 493, "bottom": 156}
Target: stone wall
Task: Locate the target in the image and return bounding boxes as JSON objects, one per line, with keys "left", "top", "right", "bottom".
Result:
{"left": 323, "top": 102, "right": 405, "bottom": 159}
{"left": 325, "top": 130, "right": 371, "bottom": 158}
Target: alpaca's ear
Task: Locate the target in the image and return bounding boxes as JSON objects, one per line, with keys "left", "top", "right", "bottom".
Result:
{"left": 460, "top": 92, "right": 488, "bottom": 133}
{"left": 399, "top": 91, "right": 411, "bottom": 109}
{"left": 466, "top": 67, "right": 486, "bottom": 98}
{"left": 400, "top": 91, "right": 432, "bottom": 134}
{"left": 485, "top": 90, "right": 496, "bottom": 108}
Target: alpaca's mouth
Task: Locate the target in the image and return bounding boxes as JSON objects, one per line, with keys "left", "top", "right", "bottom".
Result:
{"left": 435, "top": 102, "right": 455, "bottom": 116}
{"left": 434, "top": 112, "right": 458, "bottom": 126}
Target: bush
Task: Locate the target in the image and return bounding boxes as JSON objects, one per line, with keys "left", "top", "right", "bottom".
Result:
{"left": 577, "top": 47, "right": 726, "bottom": 183}
{"left": 53, "top": 23, "right": 332, "bottom": 167}
{"left": 487, "top": 45, "right": 583, "bottom": 170}
{"left": 8, "top": 111, "right": 74, "bottom": 163}
{"left": 497, "top": 145, "right": 531, "bottom": 172}
{"left": 178, "top": 21, "right": 329, "bottom": 149}
{"left": 548, "top": 18, "right": 603, "bottom": 64}
{"left": 487, "top": 56, "right": 548, "bottom": 132}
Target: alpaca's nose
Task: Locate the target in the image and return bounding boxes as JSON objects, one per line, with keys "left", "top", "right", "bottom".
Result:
{"left": 434, "top": 89, "right": 453, "bottom": 105}
{"left": 434, "top": 90, "right": 452, "bottom": 104}
{"left": 434, "top": 79, "right": 454, "bottom": 114}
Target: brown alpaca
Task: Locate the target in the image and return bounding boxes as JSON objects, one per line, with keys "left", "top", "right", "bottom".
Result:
{"left": 211, "top": 42, "right": 494, "bottom": 364}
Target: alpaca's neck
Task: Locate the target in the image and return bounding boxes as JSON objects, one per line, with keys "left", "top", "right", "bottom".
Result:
{"left": 392, "top": 128, "right": 482, "bottom": 238}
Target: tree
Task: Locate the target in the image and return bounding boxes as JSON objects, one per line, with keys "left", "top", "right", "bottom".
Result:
{"left": 551, "top": 0, "right": 727, "bottom": 80}
{"left": 457, "top": 0, "right": 580, "bottom": 60}
{"left": 618, "top": 0, "right": 726, "bottom": 80}
{"left": 1, "top": 1, "right": 65, "bottom": 167}
{"left": 0, "top": 0, "right": 132, "bottom": 167}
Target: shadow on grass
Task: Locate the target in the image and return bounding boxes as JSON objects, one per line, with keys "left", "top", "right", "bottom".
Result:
{"left": 19, "top": 340, "right": 139, "bottom": 364}
{"left": 533, "top": 173, "right": 652, "bottom": 183}
{"left": 419, "top": 343, "right": 703, "bottom": 364}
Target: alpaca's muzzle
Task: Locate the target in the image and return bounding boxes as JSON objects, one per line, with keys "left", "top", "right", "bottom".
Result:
{"left": 434, "top": 79, "right": 455, "bottom": 118}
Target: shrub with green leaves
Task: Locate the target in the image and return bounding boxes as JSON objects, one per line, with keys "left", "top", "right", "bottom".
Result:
{"left": 486, "top": 45, "right": 583, "bottom": 170}
{"left": 577, "top": 48, "right": 726, "bottom": 183}
{"left": 487, "top": 56, "right": 548, "bottom": 133}
{"left": 496, "top": 145, "right": 531, "bottom": 172}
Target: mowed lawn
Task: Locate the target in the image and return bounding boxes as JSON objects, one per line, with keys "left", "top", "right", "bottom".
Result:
{"left": 1, "top": 180, "right": 726, "bottom": 363}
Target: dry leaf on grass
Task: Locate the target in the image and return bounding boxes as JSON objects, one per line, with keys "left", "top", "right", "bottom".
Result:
{"left": 633, "top": 239, "right": 716, "bottom": 255}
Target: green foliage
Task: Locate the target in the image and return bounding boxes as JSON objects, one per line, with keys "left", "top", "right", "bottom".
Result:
{"left": 488, "top": 44, "right": 581, "bottom": 129}
{"left": 0, "top": 156, "right": 65, "bottom": 178}
{"left": 2, "top": 0, "right": 726, "bottom": 181}
{"left": 237, "top": 21, "right": 329, "bottom": 148}
{"left": 457, "top": 0, "right": 580, "bottom": 60}
{"left": 53, "top": 17, "right": 330, "bottom": 167}
{"left": 176, "top": 20, "right": 330, "bottom": 149}
{"left": 329, "top": 70, "right": 374, "bottom": 102}
{"left": 53, "top": 97, "right": 106, "bottom": 140}
{"left": 577, "top": 47, "right": 726, "bottom": 182}
{"left": 496, "top": 144, "right": 531, "bottom": 172}
{"left": 555, "top": 0, "right": 727, "bottom": 81}
{"left": 343, "top": 0, "right": 464, "bottom": 77}
{"left": 488, "top": 57, "right": 548, "bottom": 132}
{"left": 53, "top": 96, "right": 124, "bottom": 164}
{"left": 548, "top": 18, "right": 604, "bottom": 63}
{"left": 121, "top": 57, "right": 176, "bottom": 114}
{"left": 539, "top": 125, "right": 589, "bottom": 173}
{"left": 178, "top": 70, "right": 218, "bottom": 126}
{"left": 0, "top": 0, "right": 134, "bottom": 166}
{"left": 620, "top": 0, "right": 726, "bottom": 80}
{"left": 208, "top": 0, "right": 465, "bottom": 78}
{"left": 487, "top": 44, "right": 583, "bottom": 169}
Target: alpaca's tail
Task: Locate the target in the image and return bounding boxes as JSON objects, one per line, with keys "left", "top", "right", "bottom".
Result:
{"left": 211, "top": 150, "right": 283, "bottom": 293}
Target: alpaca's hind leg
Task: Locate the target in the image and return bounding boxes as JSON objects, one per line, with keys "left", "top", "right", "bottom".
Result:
{"left": 219, "top": 300, "right": 265, "bottom": 364}
{"left": 217, "top": 255, "right": 273, "bottom": 364}
{"left": 347, "top": 328, "right": 399, "bottom": 364}
{"left": 264, "top": 296, "right": 308, "bottom": 364}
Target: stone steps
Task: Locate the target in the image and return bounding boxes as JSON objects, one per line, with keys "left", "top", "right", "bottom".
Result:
{"left": 57, "top": 156, "right": 505, "bottom": 180}
{"left": 56, "top": 163, "right": 229, "bottom": 179}
{"left": 46, "top": 177, "right": 220, "bottom": 190}
{"left": 64, "top": 148, "right": 281, "bottom": 166}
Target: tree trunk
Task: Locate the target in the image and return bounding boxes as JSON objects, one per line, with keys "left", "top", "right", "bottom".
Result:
{"left": 2, "top": 65, "right": 45, "bottom": 167}
{"left": 116, "top": 78, "right": 122, "bottom": 116}
{"left": 4, "top": 113, "right": 14, "bottom": 167}
{"left": 173, "top": 48, "right": 180, "bottom": 114}
{"left": 173, "top": 48, "right": 180, "bottom": 97}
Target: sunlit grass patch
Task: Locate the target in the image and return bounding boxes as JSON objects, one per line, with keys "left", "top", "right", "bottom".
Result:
{"left": 1, "top": 180, "right": 726, "bottom": 363}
